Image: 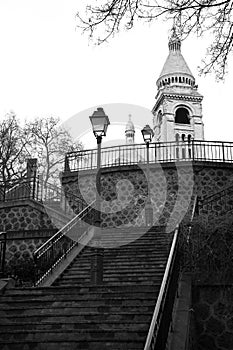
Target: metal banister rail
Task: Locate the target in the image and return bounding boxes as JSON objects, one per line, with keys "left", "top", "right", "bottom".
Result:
{"left": 198, "top": 184, "right": 233, "bottom": 215}
{"left": 144, "top": 196, "right": 198, "bottom": 350}
{"left": 144, "top": 226, "right": 180, "bottom": 350}
{"left": 33, "top": 200, "right": 95, "bottom": 286}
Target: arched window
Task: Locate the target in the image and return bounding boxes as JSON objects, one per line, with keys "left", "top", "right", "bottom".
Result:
{"left": 175, "top": 134, "right": 179, "bottom": 142}
{"left": 175, "top": 107, "right": 190, "bottom": 124}
{"left": 179, "top": 77, "right": 182, "bottom": 83}
{"left": 182, "top": 134, "right": 185, "bottom": 142}
{"left": 175, "top": 77, "right": 178, "bottom": 83}
{"left": 188, "top": 134, "right": 192, "bottom": 143}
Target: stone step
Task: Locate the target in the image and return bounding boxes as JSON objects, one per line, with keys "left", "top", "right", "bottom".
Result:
{"left": 4, "top": 284, "right": 157, "bottom": 295}
{"left": 0, "top": 293, "right": 158, "bottom": 305}
{"left": 0, "top": 320, "right": 150, "bottom": 332}
{"left": 0, "top": 328, "right": 147, "bottom": 341}
{"left": 0, "top": 290, "right": 159, "bottom": 302}
{"left": 0, "top": 312, "right": 152, "bottom": 323}
{"left": 63, "top": 270, "right": 164, "bottom": 278}
{"left": 0, "top": 340, "right": 145, "bottom": 350}
{"left": 73, "top": 255, "right": 167, "bottom": 262}
{"left": 54, "top": 280, "right": 157, "bottom": 287}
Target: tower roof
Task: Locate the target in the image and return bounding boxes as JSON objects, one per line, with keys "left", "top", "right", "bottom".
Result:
{"left": 125, "top": 114, "right": 135, "bottom": 132}
{"left": 157, "top": 27, "right": 194, "bottom": 86}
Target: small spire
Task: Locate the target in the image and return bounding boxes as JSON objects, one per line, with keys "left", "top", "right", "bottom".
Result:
{"left": 125, "top": 114, "right": 135, "bottom": 131}
{"left": 125, "top": 114, "right": 135, "bottom": 144}
{"left": 168, "top": 26, "right": 181, "bottom": 52}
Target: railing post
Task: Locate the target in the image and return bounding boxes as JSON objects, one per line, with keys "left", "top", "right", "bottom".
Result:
{"left": 64, "top": 155, "right": 70, "bottom": 172}
{"left": 222, "top": 142, "right": 225, "bottom": 162}
{"left": 0, "top": 231, "right": 7, "bottom": 278}
{"left": 90, "top": 150, "right": 93, "bottom": 170}
{"left": 3, "top": 181, "right": 6, "bottom": 202}
{"left": 32, "top": 175, "right": 36, "bottom": 200}
{"left": 33, "top": 253, "right": 38, "bottom": 286}
{"left": 192, "top": 140, "right": 195, "bottom": 161}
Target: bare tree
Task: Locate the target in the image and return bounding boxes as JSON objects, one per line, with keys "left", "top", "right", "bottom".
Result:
{"left": 77, "top": 0, "right": 233, "bottom": 80}
{"left": 27, "top": 116, "right": 82, "bottom": 186}
{"left": 0, "top": 112, "right": 29, "bottom": 183}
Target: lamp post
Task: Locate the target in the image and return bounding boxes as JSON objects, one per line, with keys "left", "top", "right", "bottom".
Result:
{"left": 141, "top": 125, "right": 154, "bottom": 227}
{"left": 89, "top": 107, "right": 110, "bottom": 284}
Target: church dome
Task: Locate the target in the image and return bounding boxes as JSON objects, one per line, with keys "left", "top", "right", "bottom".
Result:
{"left": 156, "top": 27, "right": 195, "bottom": 89}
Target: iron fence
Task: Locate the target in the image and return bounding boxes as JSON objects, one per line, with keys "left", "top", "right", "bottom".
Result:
{"left": 33, "top": 201, "right": 95, "bottom": 286}
{"left": 65, "top": 140, "right": 233, "bottom": 172}
{"left": 0, "top": 176, "right": 86, "bottom": 216}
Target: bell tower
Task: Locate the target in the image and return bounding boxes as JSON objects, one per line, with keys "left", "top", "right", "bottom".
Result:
{"left": 152, "top": 27, "right": 204, "bottom": 143}
{"left": 125, "top": 114, "right": 135, "bottom": 144}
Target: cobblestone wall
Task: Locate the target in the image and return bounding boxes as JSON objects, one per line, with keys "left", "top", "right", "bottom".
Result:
{"left": 0, "top": 201, "right": 54, "bottom": 232}
{"left": 4, "top": 229, "right": 56, "bottom": 265}
{"left": 193, "top": 285, "right": 233, "bottom": 350}
{"left": 62, "top": 162, "right": 233, "bottom": 229}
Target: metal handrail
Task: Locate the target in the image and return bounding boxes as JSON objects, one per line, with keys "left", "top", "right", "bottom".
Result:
{"left": 65, "top": 140, "right": 233, "bottom": 172}
{"left": 33, "top": 200, "right": 95, "bottom": 286}
{"left": 198, "top": 184, "right": 233, "bottom": 216}
{"left": 199, "top": 183, "right": 233, "bottom": 205}
{"left": 144, "top": 196, "right": 199, "bottom": 349}
{"left": 144, "top": 226, "right": 179, "bottom": 350}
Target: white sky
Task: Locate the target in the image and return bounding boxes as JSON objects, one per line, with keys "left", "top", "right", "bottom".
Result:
{"left": 0, "top": 0, "right": 233, "bottom": 149}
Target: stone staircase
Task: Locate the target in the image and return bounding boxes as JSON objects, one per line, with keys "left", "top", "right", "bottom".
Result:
{"left": 0, "top": 226, "right": 173, "bottom": 349}
{"left": 53, "top": 227, "right": 170, "bottom": 287}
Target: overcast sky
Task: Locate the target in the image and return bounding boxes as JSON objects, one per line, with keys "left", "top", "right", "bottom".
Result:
{"left": 0, "top": 1, "right": 232, "bottom": 149}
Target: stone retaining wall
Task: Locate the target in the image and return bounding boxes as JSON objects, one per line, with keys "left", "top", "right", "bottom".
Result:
{"left": 0, "top": 200, "right": 55, "bottom": 232}
{"left": 4, "top": 229, "right": 57, "bottom": 265}
{"left": 193, "top": 285, "right": 233, "bottom": 350}
{"left": 62, "top": 162, "right": 233, "bottom": 229}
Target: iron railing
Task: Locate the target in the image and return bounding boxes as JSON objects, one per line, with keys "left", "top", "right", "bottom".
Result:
{"left": 0, "top": 176, "right": 85, "bottom": 216}
{"left": 33, "top": 200, "right": 95, "bottom": 286}
{"left": 64, "top": 140, "right": 233, "bottom": 172}
{"left": 144, "top": 226, "right": 180, "bottom": 350}
{"left": 144, "top": 195, "right": 198, "bottom": 350}
{"left": 198, "top": 184, "right": 233, "bottom": 216}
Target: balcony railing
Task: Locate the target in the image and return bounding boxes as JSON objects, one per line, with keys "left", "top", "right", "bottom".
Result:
{"left": 64, "top": 140, "right": 233, "bottom": 172}
{"left": 0, "top": 176, "right": 86, "bottom": 216}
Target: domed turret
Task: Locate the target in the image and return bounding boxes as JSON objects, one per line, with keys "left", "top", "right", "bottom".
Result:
{"left": 152, "top": 26, "right": 204, "bottom": 144}
{"left": 156, "top": 27, "right": 195, "bottom": 89}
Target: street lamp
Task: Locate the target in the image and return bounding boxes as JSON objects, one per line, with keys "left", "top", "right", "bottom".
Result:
{"left": 89, "top": 107, "right": 110, "bottom": 284}
{"left": 141, "top": 125, "right": 154, "bottom": 227}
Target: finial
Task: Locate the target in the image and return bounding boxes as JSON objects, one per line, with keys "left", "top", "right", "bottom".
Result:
{"left": 168, "top": 25, "right": 181, "bottom": 51}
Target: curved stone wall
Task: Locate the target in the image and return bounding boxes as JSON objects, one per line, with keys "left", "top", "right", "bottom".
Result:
{"left": 0, "top": 201, "right": 55, "bottom": 232}
{"left": 62, "top": 162, "right": 233, "bottom": 230}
